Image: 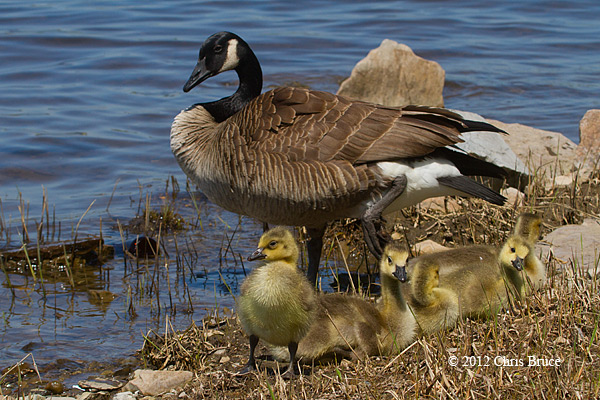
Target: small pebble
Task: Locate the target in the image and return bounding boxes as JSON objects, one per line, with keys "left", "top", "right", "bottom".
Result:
{"left": 45, "top": 381, "right": 65, "bottom": 395}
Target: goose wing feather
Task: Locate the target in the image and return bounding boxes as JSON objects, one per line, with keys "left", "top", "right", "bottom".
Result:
{"left": 234, "top": 87, "right": 469, "bottom": 164}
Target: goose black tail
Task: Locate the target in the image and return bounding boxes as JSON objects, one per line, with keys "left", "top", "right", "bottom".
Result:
{"left": 438, "top": 176, "right": 506, "bottom": 206}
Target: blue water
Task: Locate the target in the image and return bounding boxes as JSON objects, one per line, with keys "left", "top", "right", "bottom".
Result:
{"left": 1, "top": 0, "right": 599, "bottom": 373}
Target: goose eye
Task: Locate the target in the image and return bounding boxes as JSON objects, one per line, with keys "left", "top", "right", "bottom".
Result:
{"left": 268, "top": 240, "right": 277, "bottom": 248}
{"left": 387, "top": 256, "right": 393, "bottom": 265}
{"left": 510, "top": 247, "right": 516, "bottom": 253}
{"left": 214, "top": 45, "right": 223, "bottom": 53}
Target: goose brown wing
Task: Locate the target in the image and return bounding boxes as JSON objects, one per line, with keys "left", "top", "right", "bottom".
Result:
{"left": 235, "top": 87, "right": 469, "bottom": 164}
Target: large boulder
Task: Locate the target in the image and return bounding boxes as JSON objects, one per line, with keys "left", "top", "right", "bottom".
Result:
{"left": 577, "top": 109, "right": 600, "bottom": 171}
{"left": 337, "top": 39, "right": 445, "bottom": 107}
{"left": 485, "top": 119, "right": 581, "bottom": 184}
{"left": 537, "top": 218, "right": 600, "bottom": 277}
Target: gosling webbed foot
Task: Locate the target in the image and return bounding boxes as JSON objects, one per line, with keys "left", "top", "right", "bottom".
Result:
{"left": 236, "top": 334, "right": 259, "bottom": 376}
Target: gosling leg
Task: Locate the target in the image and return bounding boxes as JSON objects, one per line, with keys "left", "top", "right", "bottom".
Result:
{"left": 282, "top": 341, "right": 299, "bottom": 378}
{"left": 238, "top": 334, "right": 259, "bottom": 375}
{"left": 306, "top": 226, "right": 325, "bottom": 285}
{"left": 361, "top": 175, "right": 407, "bottom": 259}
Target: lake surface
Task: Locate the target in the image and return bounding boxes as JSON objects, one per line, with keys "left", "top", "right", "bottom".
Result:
{"left": 1, "top": 0, "right": 599, "bottom": 377}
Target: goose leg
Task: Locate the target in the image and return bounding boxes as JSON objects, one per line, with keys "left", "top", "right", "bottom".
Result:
{"left": 361, "top": 175, "right": 407, "bottom": 259}
{"left": 305, "top": 226, "right": 325, "bottom": 285}
{"left": 238, "top": 334, "right": 259, "bottom": 375}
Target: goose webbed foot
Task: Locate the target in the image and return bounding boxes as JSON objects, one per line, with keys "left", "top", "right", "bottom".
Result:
{"left": 361, "top": 175, "right": 407, "bottom": 259}
{"left": 361, "top": 217, "right": 391, "bottom": 259}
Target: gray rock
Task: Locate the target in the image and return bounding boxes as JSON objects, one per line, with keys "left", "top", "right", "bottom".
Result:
{"left": 577, "top": 109, "right": 600, "bottom": 170}
{"left": 537, "top": 218, "right": 600, "bottom": 274}
{"left": 501, "top": 187, "right": 525, "bottom": 207}
{"left": 124, "top": 370, "right": 193, "bottom": 397}
{"left": 78, "top": 379, "right": 124, "bottom": 391}
{"left": 46, "top": 397, "right": 78, "bottom": 400}
{"left": 337, "top": 39, "right": 445, "bottom": 107}
{"left": 78, "top": 392, "right": 109, "bottom": 400}
{"left": 111, "top": 392, "right": 137, "bottom": 400}
{"left": 485, "top": 118, "right": 581, "bottom": 183}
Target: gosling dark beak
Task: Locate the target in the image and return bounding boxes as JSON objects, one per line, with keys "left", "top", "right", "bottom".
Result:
{"left": 248, "top": 248, "right": 266, "bottom": 261}
{"left": 183, "top": 58, "right": 213, "bottom": 92}
{"left": 512, "top": 256, "right": 524, "bottom": 271}
{"left": 392, "top": 265, "right": 408, "bottom": 283}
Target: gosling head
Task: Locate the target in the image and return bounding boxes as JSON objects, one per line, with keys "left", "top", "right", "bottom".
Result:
{"left": 183, "top": 31, "right": 254, "bottom": 92}
{"left": 513, "top": 213, "right": 542, "bottom": 245}
{"left": 380, "top": 243, "right": 409, "bottom": 283}
{"left": 499, "top": 236, "right": 531, "bottom": 271}
{"left": 248, "top": 227, "right": 299, "bottom": 265}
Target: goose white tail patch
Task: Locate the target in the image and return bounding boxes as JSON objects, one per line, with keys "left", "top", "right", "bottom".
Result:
{"left": 377, "top": 158, "right": 462, "bottom": 191}
{"left": 220, "top": 39, "right": 239, "bottom": 72}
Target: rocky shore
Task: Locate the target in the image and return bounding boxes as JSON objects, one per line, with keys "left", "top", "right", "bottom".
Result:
{"left": 2, "top": 40, "right": 599, "bottom": 400}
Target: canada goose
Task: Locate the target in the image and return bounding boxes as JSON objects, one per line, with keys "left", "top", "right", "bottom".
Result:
{"left": 269, "top": 243, "right": 415, "bottom": 363}
{"left": 376, "top": 243, "right": 417, "bottom": 352}
{"left": 500, "top": 235, "right": 546, "bottom": 295}
{"left": 172, "top": 31, "right": 507, "bottom": 284}
{"left": 236, "top": 227, "right": 317, "bottom": 376}
{"left": 407, "top": 258, "right": 460, "bottom": 334}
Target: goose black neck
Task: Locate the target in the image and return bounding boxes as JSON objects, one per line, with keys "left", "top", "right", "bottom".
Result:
{"left": 203, "top": 49, "right": 263, "bottom": 123}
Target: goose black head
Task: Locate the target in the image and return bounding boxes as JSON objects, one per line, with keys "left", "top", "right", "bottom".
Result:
{"left": 183, "top": 31, "right": 249, "bottom": 92}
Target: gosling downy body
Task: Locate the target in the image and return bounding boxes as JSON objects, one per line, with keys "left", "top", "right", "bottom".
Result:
{"left": 272, "top": 293, "right": 386, "bottom": 362}
{"left": 406, "top": 242, "right": 511, "bottom": 317}
{"left": 270, "top": 243, "right": 416, "bottom": 363}
{"left": 237, "top": 227, "right": 317, "bottom": 375}
{"left": 407, "top": 258, "right": 460, "bottom": 334}
{"left": 171, "top": 31, "right": 507, "bottom": 284}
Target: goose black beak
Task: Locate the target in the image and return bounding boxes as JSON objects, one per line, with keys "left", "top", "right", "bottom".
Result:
{"left": 392, "top": 265, "right": 408, "bottom": 283}
{"left": 183, "top": 59, "right": 213, "bottom": 92}
{"left": 512, "top": 256, "right": 524, "bottom": 271}
{"left": 248, "top": 248, "right": 266, "bottom": 261}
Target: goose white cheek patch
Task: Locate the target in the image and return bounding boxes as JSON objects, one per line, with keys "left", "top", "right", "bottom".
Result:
{"left": 220, "top": 39, "right": 239, "bottom": 72}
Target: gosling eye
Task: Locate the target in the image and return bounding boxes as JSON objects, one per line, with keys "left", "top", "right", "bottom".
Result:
{"left": 510, "top": 247, "right": 516, "bottom": 253}
{"left": 387, "top": 256, "right": 393, "bottom": 265}
{"left": 214, "top": 44, "right": 223, "bottom": 53}
{"left": 268, "top": 240, "right": 277, "bottom": 248}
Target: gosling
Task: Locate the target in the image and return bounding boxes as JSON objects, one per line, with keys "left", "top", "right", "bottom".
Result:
{"left": 270, "top": 243, "right": 417, "bottom": 362}
{"left": 513, "top": 213, "right": 542, "bottom": 247}
{"left": 406, "top": 258, "right": 460, "bottom": 334}
{"left": 406, "top": 236, "right": 526, "bottom": 318}
{"left": 237, "top": 227, "right": 317, "bottom": 376}
{"left": 500, "top": 235, "right": 545, "bottom": 296}
{"left": 376, "top": 243, "right": 418, "bottom": 352}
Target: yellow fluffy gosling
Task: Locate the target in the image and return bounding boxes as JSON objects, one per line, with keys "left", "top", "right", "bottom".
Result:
{"left": 376, "top": 243, "right": 417, "bottom": 352}
{"left": 237, "top": 227, "right": 317, "bottom": 376}
{"left": 500, "top": 235, "right": 546, "bottom": 296}
{"left": 513, "top": 213, "right": 542, "bottom": 247}
{"left": 270, "top": 243, "right": 417, "bottom": 363}
{"left": 406, "top": 258, "right": 460, "bottom": 334}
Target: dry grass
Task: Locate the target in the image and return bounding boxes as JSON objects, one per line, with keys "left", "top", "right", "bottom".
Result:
{"left": 140, "top": 258, "right": 599, "bottom": 399}
{"left": 139, "top": 170, "right": 600, "bottom": 399}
